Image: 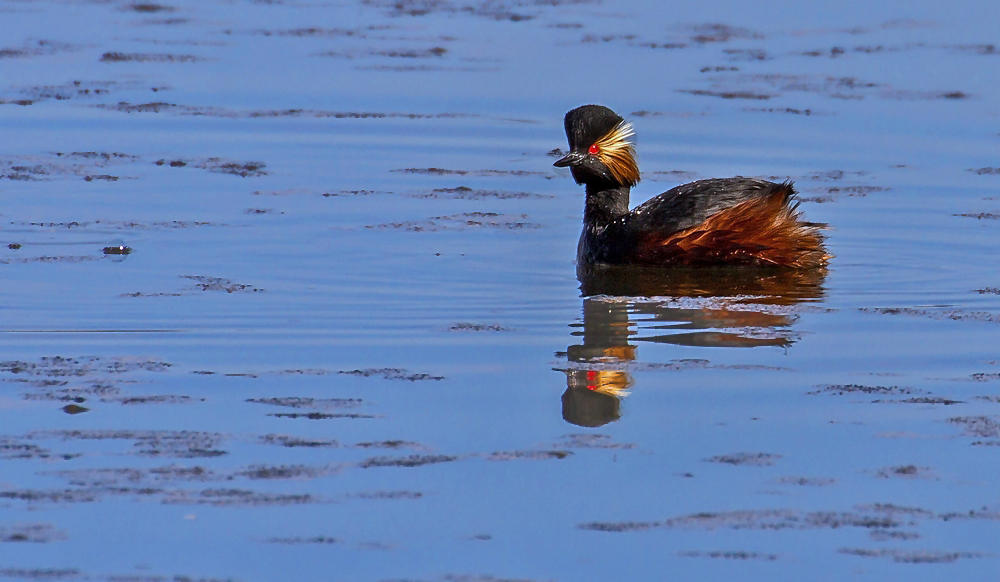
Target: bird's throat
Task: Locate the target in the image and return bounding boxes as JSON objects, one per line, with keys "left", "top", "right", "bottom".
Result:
{"left": 583, "top": 184, "right": 631, "bottom": 228}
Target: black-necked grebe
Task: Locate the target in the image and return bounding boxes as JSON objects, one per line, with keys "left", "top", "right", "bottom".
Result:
{"left": 554, "top": 105, "right": 830, "bottom": 268}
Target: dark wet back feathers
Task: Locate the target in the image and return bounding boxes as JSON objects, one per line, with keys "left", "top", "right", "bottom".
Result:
{"left": 631, "top": 177, "right": 788, "bottom": 234}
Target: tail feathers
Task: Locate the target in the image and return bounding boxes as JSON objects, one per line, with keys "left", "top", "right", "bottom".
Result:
{"left": 637, "top": 183, "right": 831, "bottom": 268}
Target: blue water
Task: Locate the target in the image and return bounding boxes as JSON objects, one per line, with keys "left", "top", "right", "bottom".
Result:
{"left": 1, "top": 0, "right": 1000, "bottom": 580}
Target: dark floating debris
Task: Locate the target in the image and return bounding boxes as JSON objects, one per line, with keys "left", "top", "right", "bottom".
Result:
{"left": 872, "top": 397, "right": 964, "bottom": 405}
{"left": 688, "top": 23, "right": 763, "bottom": 44}
{"left": 871, "top": 464, "right": 932, "bottom": 479}
{"left": 449, "top": 323, "right": 512, "bottom": 332}
{"left": 367, "top": 212, "right": 539, "bottom": 232}
{"left": 723, "top": 48, "right": 770, "bottom": 62}
{"left": 955, "top": 212, "right": 1000, "bottom": 220}
{"left": 338, "top": 368, "right": 444, "bottom": 381}
{"left": 486, "top": 450, "right": 571, "bottom": 461}
{"left": 776, "top": 476, "right": 837, "bottom": 487}
{"left": 420, "top": 187, "right": 549, "bottom": 200}
{"left": 181, "top": 275, "right": 263, "bottom": 293}
{"left": 268, "top": 412, "right": 376, "bottom": 420}
{"left": 102, "top": 244, "right": 132, "bottom": 255}
{"left": 98, "top": 102, "right": 473, "bottom": 119}
{"left": 745, "top": 107, "right": 816, "bottom": 116}
{"left": 679, "top": 550, "right": 778, "bottom": 561}
{"left": 355, "top": 440, "right": 425, "bottom": 450}
{"left": 267, "top": 536, "right": 339, "bottom": 545}
{"left": 348, "top": 490, "right": 423, "bottom": 499}
{"left": 869, "top": 530, "right": 921, "bottom": 541}
{"left": 678, "top": 89, "right": 775, "bottom": 100}
{"left": 0, "top": 523, "right": 68, "bottom": 543}
{"left": 358, "top": 454, "right": 457, "bottom": 469}
{"left": 948, "top": 416, "right": 1000, "bottom": 438}
{"left": 100, "top": 52, "right": 204, "bottom": 63}
{"left": 557, "top": 434, "right": 635, "bottom": 450}
{"left": 316, "top": 47, "right": 448, "bottom": 59}
{"left": 838, "top": 548, "right": 985, "bottom": 563}
{"left": 391, "top": 167, "right": 546, "bottom": 177}
{"left": 126, "top": 2, "right": 176, "bottom": 12}
{"left": 247, "top": 397, "right": 363, "bottom": 409}
{"left": 808, "top": 384, "right": 918, "bottom": 395}
{"left": 7, "top": 243, "right": 20, "bottom": 250}
{"left": 261, "top": 434, "right": 339, "bottom": 448}
{"left": 859, "top": 307, "right": 1000, "bottom": 323}
{"left": 706, "top": 452, "right": 782, "bottom": 467}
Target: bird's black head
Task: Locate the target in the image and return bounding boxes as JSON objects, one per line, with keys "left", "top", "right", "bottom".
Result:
{"left": 554, "top": 105, "right": 639, "bottom": 188}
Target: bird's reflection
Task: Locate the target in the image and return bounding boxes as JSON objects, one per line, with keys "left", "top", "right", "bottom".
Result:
{"left": 557, "top": 265, "right": 827, "bottom": 427}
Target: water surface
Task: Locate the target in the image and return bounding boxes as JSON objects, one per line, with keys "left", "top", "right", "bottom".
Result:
{"left": 2, "top": 0, "right": 1000, "bottom": 580}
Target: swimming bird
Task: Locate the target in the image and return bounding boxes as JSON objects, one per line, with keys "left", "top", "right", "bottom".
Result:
{"left": 554, "top": 105, "right": 829, "bottom": 268}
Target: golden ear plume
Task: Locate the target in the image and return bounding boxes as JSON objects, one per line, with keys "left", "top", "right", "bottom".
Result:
{"left": 594, "top": 121, "right": 640, "bottom": 187}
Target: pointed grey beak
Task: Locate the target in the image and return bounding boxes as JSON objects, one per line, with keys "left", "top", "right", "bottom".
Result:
{"left": 553, "top": 151, "right": 586, "bottom": 167}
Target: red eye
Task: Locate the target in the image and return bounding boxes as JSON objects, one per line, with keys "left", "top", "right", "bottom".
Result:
{"left": 588, "top": 144, "right": 600, "bottom": 155}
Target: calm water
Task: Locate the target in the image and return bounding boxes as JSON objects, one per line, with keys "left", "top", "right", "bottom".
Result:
{"left": 2, "top": 0, "right": 1000, "bottom": 580}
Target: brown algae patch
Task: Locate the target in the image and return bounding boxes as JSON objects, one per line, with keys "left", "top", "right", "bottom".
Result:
{"left": 97, "top": 102, "right": 474, "bottom": 119}
{"left": 260, "top": 434, "right": 339, "bottom": 448}
{"left": 0, "top": 523, "right": 68, "bottom": 543}
{"left": 706, "top": 452, "right": 782, "bottom": 467}
{"left": 28, "top": 429, "right": 227, "bottom": 458}
{"left": 355, "top": 440, "right": 427, "bottom": 450}
{"left": 870, "top": 465, "right": 935, "bottom": 479}
{"left": 678, "top": 550, "right": 779, "bottom": 561}
{"left": 366, "top": 212, "right": 539, "bottom": 231}
{"left": 808, "top": 384, "right": 920, "bottom": 396}
{"left": 268, "top": 412, "right": 377, "bottom": 420}
{"left": 775, "top": 476, "right": 837, "bottom": 486}
{"left": 247, "top": 397, "right": 363, "bottom": 410}
{"left": 155, "top": 157, "right": 267, "bottom": 177}
{"left": 238, "top": 464, "right": 338, "bottom": 480}
{"left": 578, "top": 508, "right": 902, "bottom": 533}
{"left": 947, "top": 416, "right": 1000, "bottom": 438}
{"left": 338, "top": 368, "right": 444, "bottom": 381}
{"left": 348, "top": 490, "right": 423, "bottom": 500}
{"left": 956, "top": 212, "right": 1000, "bottom": 220}
{"left": 266, "top": 535, "right": 340, "bottom": 544}
{"left": 99, "top": 52, "right": 205, "bottom": 63}
{"left": 104, "top": 395, "right": 197, "bottom": 405}
{"left": 860, "top": 307, "right": 1000, "bottom": 324}
{"left": 391, "top": 167, "right": 548, "bottom": 177}
{"left": 416, "top": 187, "right": 551, "bottom": 200}
{"left": 181, "top": 275, "right": 264, "bottom": 293}
{"left": 556, "top": 434, "right": 635, "bottom": 450}
{"left": 124, "top": 275, "right": 264, "bottom": 297}
{"left": 125, "top": 3, "right": 177, "bottom": 12}
{"left": 838, "top": 548, "right": 986, "bottom": 563}
{"left": 1, "top": 356, "right": 177, "bottom": 408}
{"left": 358, "top": 454, "right": 458, "bottom": 468}
{"left": 162, "top": 488, "right": 317, "bottom": 506}
{"left": 449, "top": 323, "right": 512, "bottom": 332}
{"left": 485, "top": 450, "right": 571, "bottom": 461}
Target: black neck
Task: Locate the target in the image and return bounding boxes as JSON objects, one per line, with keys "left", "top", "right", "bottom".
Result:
{"left": 584, "top": 183, "right": 630, "bottom": 227}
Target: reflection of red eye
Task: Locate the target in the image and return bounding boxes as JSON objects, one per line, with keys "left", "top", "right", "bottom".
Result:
{"left": 588, "top": 144, "right": 600, "bottom": 155}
